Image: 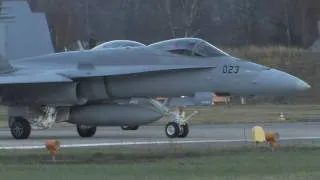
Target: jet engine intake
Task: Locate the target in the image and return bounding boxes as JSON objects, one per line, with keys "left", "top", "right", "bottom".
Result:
{"left": 77, "top": 77, "right": 109, "bottom": 101}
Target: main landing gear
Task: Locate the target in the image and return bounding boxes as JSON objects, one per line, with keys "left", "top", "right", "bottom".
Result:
{"left": 76, "top": 124, "right": 97, "bottom": 138}
{"left": 10, "top": 117, "right": 31, "bottom": 139}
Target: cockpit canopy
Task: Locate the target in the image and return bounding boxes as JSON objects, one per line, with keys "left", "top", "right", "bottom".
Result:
{"left": 148, "top": 38, "right": 229, "bottom": 58}
{"left": 92, "top": 40, "right": 146, "bottom": 50}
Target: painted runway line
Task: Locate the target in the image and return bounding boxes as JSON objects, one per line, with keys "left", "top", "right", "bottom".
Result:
{"left": 1, "top": 136, "right": 320, "bottom": 150}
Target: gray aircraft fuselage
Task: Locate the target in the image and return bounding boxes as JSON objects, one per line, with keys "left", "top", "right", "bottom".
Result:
{"left": 0, "top": 38, "right": 311, "bottom": 139}
{"left": 11, "top": 44, "right": 310, "bottom": 100}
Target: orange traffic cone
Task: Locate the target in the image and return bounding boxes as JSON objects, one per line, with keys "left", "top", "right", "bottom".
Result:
{"left": 265, "top": 132, "right": 279, "bottom": 151}
{"left": 45, "top": 139, "right": 61, "bottom": 161}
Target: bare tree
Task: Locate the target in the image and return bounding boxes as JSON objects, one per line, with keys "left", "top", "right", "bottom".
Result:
{"left": 283, "top": 0, "right": 292, "bottom": 46}
{"left": 0, "top": 0, "right": 3, "bottom": 20}
{"left": 24, "top": 0, "right": 320, "bottom": 49}
{"left": 299, "top": 0, "right": 320, "bottom": 47}
{"left": 121, "top": 0, "right": 142, "bottom": 39}
{"left": 231, "top": 0, "right": 262, "bottom": 45}
{"left": 162, "top": 0, "right": 203, "bottom": 38}
{"left": 163, "top": 0, "right": 176, "bottom": 38}
{"left": 180, "top": 0, "right": 201, "bottom": 37}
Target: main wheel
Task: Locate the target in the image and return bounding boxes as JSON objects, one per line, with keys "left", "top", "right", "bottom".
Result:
{"left": 10, "top": 117, "right": 31, "bottom": 139}
{"left": 77, "top": 125, "right": 96, "bottom": 138}
{"left": 121, "top": 125, "right": 139, "bottom": 131}
{"left": 165, "top": 122, "right": 180, "bottom": 138}
{"left": 178, "top": 124, "right": 189, "bottom": 138}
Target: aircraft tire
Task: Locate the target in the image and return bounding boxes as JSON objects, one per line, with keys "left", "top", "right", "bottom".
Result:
{"left": 77, "top": 125, "right": 96, "bottom": 138}
{"left": 178, "top": 124, "right": 189, "bottom": 138}
{"left": 165, "top": 122, "right": 180, "bottom": 138}
{"left": 10, "top": 117, "right": 31, "bottom": 139}
{"left": 121, "top": 125, "right": 139, "bottom": 131}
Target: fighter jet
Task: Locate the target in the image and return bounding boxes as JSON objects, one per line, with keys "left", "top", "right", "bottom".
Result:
{"left": 0, "top": 37, "right": 310, "bottom": 140}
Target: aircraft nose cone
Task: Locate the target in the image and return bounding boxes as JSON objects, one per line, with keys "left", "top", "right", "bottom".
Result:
{"left": 253, "top": 69, "right": 311, "bottom": 95}
{"left": 295, "top": 79, "right": 311, "bottom": 91}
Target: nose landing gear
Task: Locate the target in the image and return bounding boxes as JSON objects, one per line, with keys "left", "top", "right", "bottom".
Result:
{"left": 165, "top": 122, "right": 189, "bottom": 138}
{"left": 164, "top": 110, "right": 198, "bottom": 139}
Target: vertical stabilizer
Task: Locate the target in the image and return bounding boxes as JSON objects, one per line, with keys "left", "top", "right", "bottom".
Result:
{"left": 0, "top": 54, "right": 13, "bottom": 73}
{"left": 0, "top": 1, "right": 54, "bottom": 60}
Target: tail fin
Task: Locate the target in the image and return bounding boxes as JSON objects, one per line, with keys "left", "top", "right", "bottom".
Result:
{"left": 1, "top": 1, "right": 54, "bottom": 60}
{"left": 0, "top": 55, "right": 14, "bottom": 73}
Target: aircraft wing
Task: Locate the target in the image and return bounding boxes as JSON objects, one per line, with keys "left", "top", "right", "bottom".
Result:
{"left": 0, "top": 55, "right": 73, "bottom": 85}
{"left": 59, "top": 65, "right": 216, "bottom": 79}
{"left": 0, "top": 65, "right": 215, "bottom": 85}
{"left": 0, "top": 72, "right": 73, "bottom": 85}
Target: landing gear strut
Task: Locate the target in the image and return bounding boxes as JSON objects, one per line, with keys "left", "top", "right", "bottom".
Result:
{"left": 77, "top": 124, "right": 96, "bottom": 138}
{"left": 10, "top": 117, "right": 31, "bottom": 139}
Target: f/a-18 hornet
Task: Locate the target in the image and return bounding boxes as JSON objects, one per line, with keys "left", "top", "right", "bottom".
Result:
{"left": 0, "top": 38, "right": 310, "bottom": 139}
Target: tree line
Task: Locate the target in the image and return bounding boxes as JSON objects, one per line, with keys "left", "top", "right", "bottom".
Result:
{"left": 26, "top": 0, "right": 320, "bottom": 52}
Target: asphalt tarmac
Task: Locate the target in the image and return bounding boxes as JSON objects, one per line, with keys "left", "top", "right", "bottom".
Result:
{"left": 0, "top": 122, "right": 320, "bottom": 149}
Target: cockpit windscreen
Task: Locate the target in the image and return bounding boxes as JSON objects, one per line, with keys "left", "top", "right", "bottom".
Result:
{"left": 92, "top": 40, "right": 146, "bottom": 50}
{"left": 148, "top": 38, "right": 229, "bottom": 58}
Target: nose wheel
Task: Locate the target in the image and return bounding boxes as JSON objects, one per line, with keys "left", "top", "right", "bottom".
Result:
{"left": 164, "top": 109, "right": 198, "bottom": 139}
{"left": 165, "top": 122, "right": 189, "bottom": 138}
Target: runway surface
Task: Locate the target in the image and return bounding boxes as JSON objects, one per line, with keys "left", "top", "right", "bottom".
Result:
{"left": 1, "top": 122, "right": 320, "bottom": 149}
